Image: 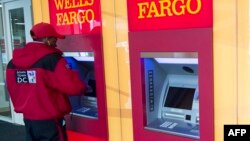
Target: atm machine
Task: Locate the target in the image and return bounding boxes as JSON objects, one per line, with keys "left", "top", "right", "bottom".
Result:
{"left": 142, "top": 53, "right": 199, "bottom": 139}
{"left": 56, "top": 33, "right": 108, "bottom": 140}
{"left": 48, "top": 0, "right": 108, "bottom": 139}
{"left": 64, "top": 53, "right": 97, "bottom": 119}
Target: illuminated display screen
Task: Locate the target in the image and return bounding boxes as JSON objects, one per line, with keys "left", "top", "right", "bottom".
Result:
{"left": 164, "top": 87, "right": 195, "bottom": 110}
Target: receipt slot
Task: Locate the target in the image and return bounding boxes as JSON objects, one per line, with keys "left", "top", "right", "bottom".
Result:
{"left": 142, "top": 53, "right": 199, "bottom": 139}
{"left": 57, "top": 33, "right": 108, "bottom": 139}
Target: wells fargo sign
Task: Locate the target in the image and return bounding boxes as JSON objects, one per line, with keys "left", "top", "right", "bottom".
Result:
{"left": 127, "top": 0, "right": 212, "bottom": 31}
{"left": 49, "top": 0, "right": 101, "bottom": 35}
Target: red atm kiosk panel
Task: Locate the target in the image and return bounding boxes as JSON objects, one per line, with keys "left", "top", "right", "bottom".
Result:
{"left": 57, "top": 33, "right": 108, "bottom": 140}
{"left": 129, "top": 28, "right": 214, "bottom": 141}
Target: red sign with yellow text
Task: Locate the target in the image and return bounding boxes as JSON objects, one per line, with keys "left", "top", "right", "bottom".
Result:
{"left": 49, "top": 0, "right": 101, "bottom": 35}
{"left": 127, "top": 0, "right": 212, "bottom": 31}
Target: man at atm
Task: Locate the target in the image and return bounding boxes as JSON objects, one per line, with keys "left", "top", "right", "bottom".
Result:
{"left": 6, "top": 22, "right": 87, "bottom": 141}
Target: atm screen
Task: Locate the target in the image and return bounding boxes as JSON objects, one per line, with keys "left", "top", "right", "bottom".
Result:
{"left": 164, "top": 87, "right": 195, "bottom": 110}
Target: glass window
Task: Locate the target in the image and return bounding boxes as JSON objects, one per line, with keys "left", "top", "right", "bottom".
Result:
{"left": 0, "top": 2, "right": 11, "bottom": 118}
{"left": 9, "top": 8, "right": 26, "bottom": 48}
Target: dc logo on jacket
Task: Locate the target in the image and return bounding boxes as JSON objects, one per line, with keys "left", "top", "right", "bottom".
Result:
{"left": 16, "top": 70, "right": 36, "bottom": 84}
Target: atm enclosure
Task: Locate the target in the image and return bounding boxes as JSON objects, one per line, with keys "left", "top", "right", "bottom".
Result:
{"left": 57, "top": 33, "right": 108, "bottom": 139}
{"left": 128, "top": 28, "right": 214, "bottom": 141}
{"left": 142, "top": 53, "right": 199, "bottom": 139}
{"left": 64, "top": 53, "right": 97, "bottom": 119}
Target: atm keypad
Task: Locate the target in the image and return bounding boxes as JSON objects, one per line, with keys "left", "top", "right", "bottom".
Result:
{"left": 76, "top": 107, "right": 90, "bottom": 113}
{"left": 168, "top": 122, "right": 178, "bottom": 129}
{"left": 160, "top": 121, "right": 178, "bottom": 129}
{"left": 160, "top": 121, "right": 172, "bottom": 128}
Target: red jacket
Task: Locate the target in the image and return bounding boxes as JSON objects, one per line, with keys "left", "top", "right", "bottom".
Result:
{"left": 6, "top": 42, "right": 86, "bottom": 120}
